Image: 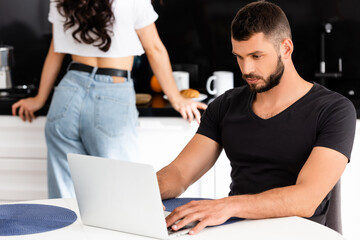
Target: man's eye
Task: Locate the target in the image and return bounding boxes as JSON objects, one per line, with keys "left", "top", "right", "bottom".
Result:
{"left": 253, "top": 55, "right": 261, "bottom": 59}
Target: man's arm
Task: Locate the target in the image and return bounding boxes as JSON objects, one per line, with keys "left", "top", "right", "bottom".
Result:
{"left": 166, "top": 146, "right": 347, "bottom": 235}
{"left": 229, "top": 146, "right": 347, "bottom": 218}
{"left": 157, "top": 133, "right": 223, "bottom": 200}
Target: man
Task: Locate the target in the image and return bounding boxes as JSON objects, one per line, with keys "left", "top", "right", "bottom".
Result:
{"left": 156, "top": 0, "right": 356, "bottom": 235}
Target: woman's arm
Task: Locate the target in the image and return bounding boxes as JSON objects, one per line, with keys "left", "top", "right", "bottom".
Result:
{"left": 12, "top": 38, "right": 65, "bottom": 122}
{"left": 136, "top": 23, "right": 207, "bottom": 123}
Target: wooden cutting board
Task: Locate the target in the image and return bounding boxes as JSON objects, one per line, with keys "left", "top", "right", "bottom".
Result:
{"left": 136, "top": 93, "right": 152, "bottom": 105}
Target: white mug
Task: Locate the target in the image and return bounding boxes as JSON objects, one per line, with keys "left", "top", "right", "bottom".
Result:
{"left": 206, "top": 71, "right": 234, "bottom": 97}
{"left": 173, "top": 71, "right": 190, "bottom": 91}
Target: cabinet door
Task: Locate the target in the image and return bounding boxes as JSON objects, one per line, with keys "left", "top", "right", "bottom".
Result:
{"left": 214, "top": 152, "right": 232, "bottom": 199}
{"left": 0, "top": 116, "right": 216, "bottom": 201}
{"left": 0, "top": 158, "right": 47, "bottom": 201}
{"left": 0, "top": 116, "right": 47, "bottom": 201}
{"left": 0, "top": 116, "right": 47, "bottom": 159}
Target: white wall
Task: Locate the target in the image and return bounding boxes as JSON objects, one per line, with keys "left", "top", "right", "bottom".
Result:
{"left": 341, "top": 121, "right": 360, "bottom": 240}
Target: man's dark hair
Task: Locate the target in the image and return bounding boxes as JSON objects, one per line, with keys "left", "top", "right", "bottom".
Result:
{"left": 231, "top": 1, "right": 291, "bottom": 49}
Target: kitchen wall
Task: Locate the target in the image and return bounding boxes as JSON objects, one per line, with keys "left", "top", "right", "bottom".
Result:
{"left": 0, "top": 0, "right": 52, "bottom": 86}
{"left": 152, "top": 0, "right": 360, "bottom": 97}
{"left": 0, "top": 0, "right": 359, "bottom": 97}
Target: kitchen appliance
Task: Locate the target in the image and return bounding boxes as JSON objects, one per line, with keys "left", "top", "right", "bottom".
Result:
{"left": 0, "top": 45, "right": 14, "bottom": 90}
{"left": 314, "top": 22, "right": 342, "bottom": 86}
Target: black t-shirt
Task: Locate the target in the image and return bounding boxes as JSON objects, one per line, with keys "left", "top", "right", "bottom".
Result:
{"left": 197, "top": 82, "right": 356, "bottom": 224}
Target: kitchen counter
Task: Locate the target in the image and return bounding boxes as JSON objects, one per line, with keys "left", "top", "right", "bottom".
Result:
{"left": 1, "top": 92, "right": 360, "bottom": 118}
{"left": 0, "top": 93, "right": 210, "bottom": 117}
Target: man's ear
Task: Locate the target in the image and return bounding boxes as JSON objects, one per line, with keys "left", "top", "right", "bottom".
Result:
{"left": 281, "top": 38, "right": 293, "bottom": 60}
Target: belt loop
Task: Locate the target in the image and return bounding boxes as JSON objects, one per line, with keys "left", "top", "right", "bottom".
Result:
{"left": 67, "top": 61, "right": 74, "bottom": 72}
{"left": 90, "top": 66, "right": 98, "bottom": 78}
{"left": 127, "top": 70, "right": 131, "bottom": 82}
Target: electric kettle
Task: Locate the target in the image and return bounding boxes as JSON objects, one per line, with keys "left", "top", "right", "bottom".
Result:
{"left": 0, "top": 45, "right": 14, "bottom": 89}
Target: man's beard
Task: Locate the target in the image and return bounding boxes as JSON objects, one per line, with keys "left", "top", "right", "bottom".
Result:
{"left": 242, "top": 56, "right": 284, "bottom": 93}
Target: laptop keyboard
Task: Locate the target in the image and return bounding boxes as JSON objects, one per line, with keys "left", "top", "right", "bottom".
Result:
{"left": 165, "top": 211, "right": 198, "bottom": 238}
{"left": 167, "top": 226, "right": 192, "bottom": 238}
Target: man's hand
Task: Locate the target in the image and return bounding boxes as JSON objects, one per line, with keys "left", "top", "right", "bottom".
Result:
{"left": 165, "top": 198, "right": 233, "bottom": 235}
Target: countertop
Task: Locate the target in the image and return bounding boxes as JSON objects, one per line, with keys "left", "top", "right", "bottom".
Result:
{"left": 0, "top": 93, "right": 211, "bottom": 117}
{"left": 1, "top": 92, "right": 360, "bottom": 118}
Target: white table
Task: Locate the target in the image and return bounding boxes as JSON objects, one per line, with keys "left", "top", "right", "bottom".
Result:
{"left": 0, "top": 198, "right": 345, "bottom": 240}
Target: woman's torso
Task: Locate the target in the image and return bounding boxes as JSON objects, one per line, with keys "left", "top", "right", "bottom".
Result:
{"left": 71, "top": 55, "right": 134, "bottom": 82}
{"left": 49, "top": 0, "right": 158, "bottom": 68}
{"left": 71, "top": 55, "right": 134, "bottom": 70}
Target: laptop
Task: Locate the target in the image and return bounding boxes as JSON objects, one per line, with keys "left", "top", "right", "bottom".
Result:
{"left": 67, "top": 153, "right": 194, "bottom": 239}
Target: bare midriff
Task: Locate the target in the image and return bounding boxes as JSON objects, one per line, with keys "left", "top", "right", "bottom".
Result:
{"left": 71, "top": 55, "right": 134, "bottom": 83}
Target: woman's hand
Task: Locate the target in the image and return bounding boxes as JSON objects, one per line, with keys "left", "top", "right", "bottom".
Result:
{"left": 12, "top": 97, "right": 45, "bottom": 122}
{"left": 136, "top": 23, "right": 207, "bottom": 123}
{"left": 169, "top": 95, "right": 207, "bottom": 124}
{"left": 11, "top": 38, "right": 64, "bottom": 123}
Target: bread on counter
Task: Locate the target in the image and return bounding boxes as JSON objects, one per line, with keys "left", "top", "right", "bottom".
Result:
{"left": 136, "top": 93, "right": 152, "bottom": 105}
{"left": 180, "top": 88, "right": 200, "bottom": 98}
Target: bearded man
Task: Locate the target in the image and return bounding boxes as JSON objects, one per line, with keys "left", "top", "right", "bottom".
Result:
{"left": 157, "top": 0, "right": 356, "bottom": 235}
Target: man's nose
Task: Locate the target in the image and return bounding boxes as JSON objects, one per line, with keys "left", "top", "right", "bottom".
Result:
{"left": 239, "top": 60, "right": 255, "bottom": 75}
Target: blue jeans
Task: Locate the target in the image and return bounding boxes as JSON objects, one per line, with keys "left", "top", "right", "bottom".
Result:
{"left": 45, "top": 67, "right": 139, "bottom": 198}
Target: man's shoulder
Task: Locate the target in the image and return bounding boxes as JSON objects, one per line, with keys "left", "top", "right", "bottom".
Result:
{"left": 208, "top": 85, "right": 250, "bottom": 110}
{"left": 311, "top": 83, "right": 354, "bottom": 108}
{"left": 205, "top": 85, "right": 250, "bottom": 117}
{"left": 308, "top": 83, "right": 356, "bottom": 121}
{"left": 219, "top": 84, "right": 251, "bottom": 101}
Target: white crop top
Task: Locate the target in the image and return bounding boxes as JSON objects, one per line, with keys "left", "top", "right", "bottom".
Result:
{"left": 48, "top": 0, "right": 158, "bottom": 57}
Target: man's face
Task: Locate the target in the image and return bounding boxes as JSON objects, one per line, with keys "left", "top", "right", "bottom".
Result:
{"left": 232, "top": 33, "right": 284, "bottom": 93}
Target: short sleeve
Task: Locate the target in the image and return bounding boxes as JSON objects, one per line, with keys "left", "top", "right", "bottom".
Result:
{"left": 48, "top": 0, "right": 56, "bottom": 23}
{"left": 133, "top": 0, "right": 158, "bottom": 29}
{"left": 315, "top": 97, "right": 356, "bottom": 160}
{"left": 196, "top": 96, "right": 223, "bottom": 145}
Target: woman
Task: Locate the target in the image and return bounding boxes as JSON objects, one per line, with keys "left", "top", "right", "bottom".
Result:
{"left": 12, "top": 0, "right": 206, "bottom": 198}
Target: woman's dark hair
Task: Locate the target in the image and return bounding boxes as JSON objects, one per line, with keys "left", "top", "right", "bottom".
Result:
{"left": 231, "top": 1, "right": 291, "bottom": 49}
{"left": 56, "top": 0, "right": 115, "bottom": 52}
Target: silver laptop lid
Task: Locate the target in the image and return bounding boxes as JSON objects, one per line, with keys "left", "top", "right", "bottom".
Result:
{"left": 67, "top": 153, "right": 169, "bottom": 239}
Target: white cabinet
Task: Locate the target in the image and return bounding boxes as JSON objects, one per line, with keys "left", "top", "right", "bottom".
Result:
{"left": 0, "top": 116, "right": 47, "bottom": 201}
{"left": 137, "top": 117, "right": 215, "bottom": 198}
{"left": 0, "top": 116, "right": 215, "bottom": 202}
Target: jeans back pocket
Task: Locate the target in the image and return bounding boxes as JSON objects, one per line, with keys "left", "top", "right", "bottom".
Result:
{"left": 47, "top": 86, "right": 77, "bottom": 122}
{"left": 95, "top": 95, "right": 131, "bottom": 137}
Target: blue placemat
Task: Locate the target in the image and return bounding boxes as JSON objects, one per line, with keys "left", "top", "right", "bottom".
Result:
{"left": 163, "top": 198, "right": 243, "bottom": 226}
{"left": 0, "top": 204, "right": 77, "bottom": 236}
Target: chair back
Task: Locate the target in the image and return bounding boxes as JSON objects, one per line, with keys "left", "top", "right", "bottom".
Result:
{"left": 327, "top": 180, "right": 342, "bottom": 234}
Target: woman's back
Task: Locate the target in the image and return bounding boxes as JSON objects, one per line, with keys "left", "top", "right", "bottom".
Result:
{"left": 49, "top": 0, "right": 158, "bottom": 69}
{"left": 71, "top": 55, "right": 134, "bottom": 71}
